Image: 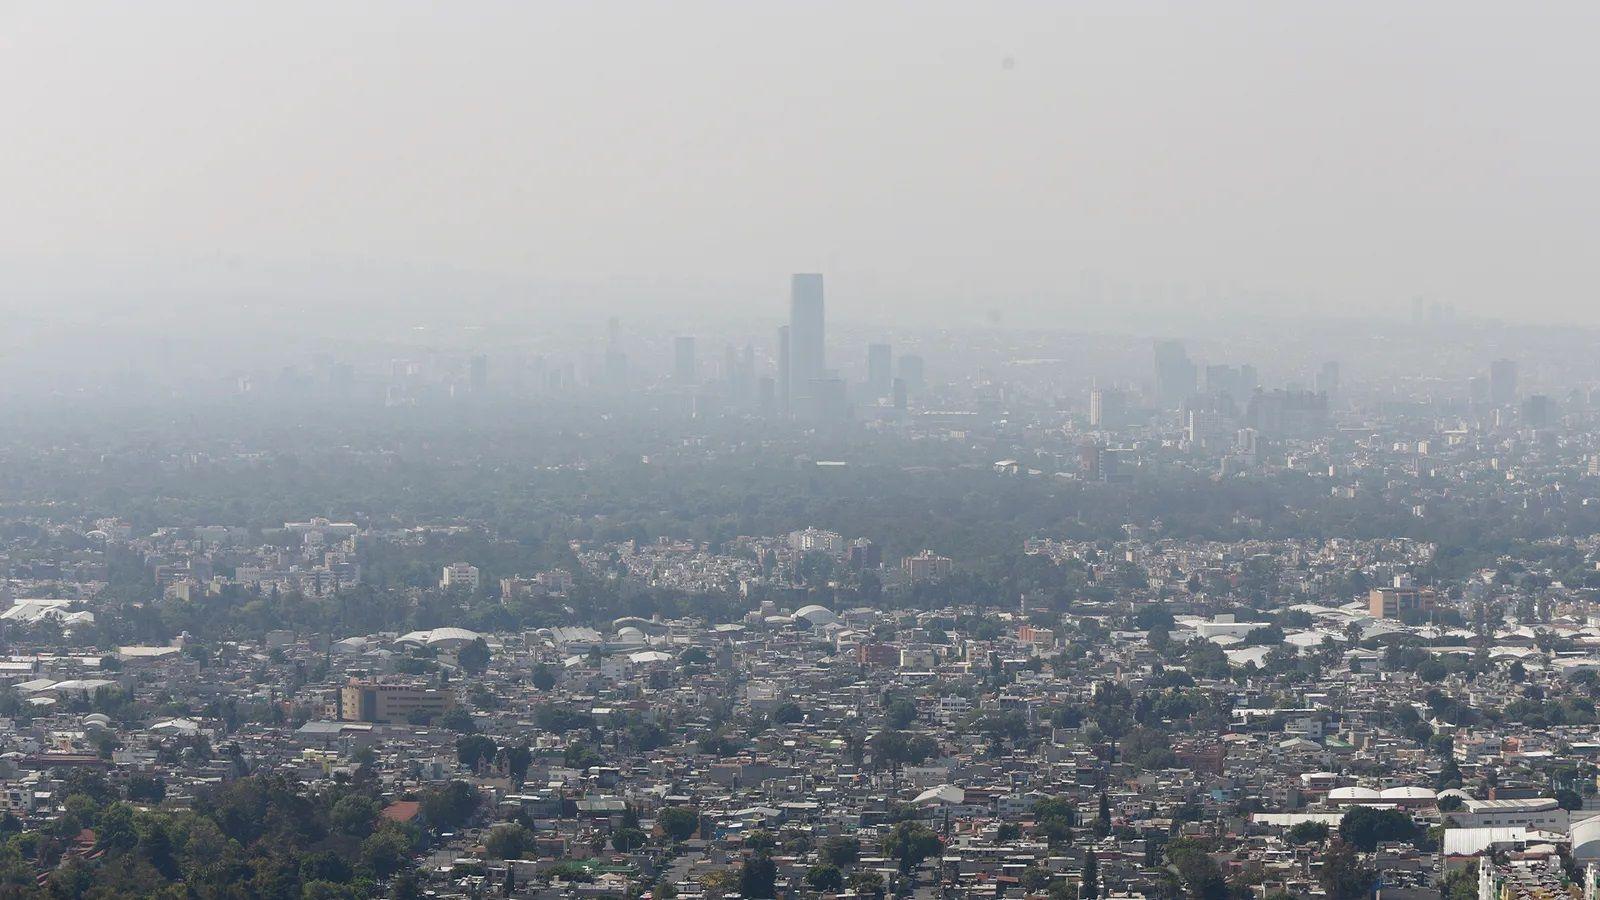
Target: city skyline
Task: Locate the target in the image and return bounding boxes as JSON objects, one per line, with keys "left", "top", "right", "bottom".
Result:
{"left": 9, "top": 5, "right": 1600, "bottom": 899}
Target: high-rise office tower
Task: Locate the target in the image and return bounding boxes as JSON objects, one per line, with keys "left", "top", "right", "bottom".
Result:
{"left": 1316, "top": 361, "right": 1340, "bottom": 397}
{"left": 1244, "top": 389, "right": 1329, "bottom": 438}
{"left": 758, "top": 376, "right": 776, "bottom": 413}
{"left": 1187, "top": 409, "right": 1231, "bottom": 448}
{"left": 1089, "top": 386, "right": 1127, "bottom": 429}
{"left": 673, "top": 336, "right": 697, "bottom": 383}
{"left": 867, "top": 343, "right": 892, "bottom": 398}
{"left": 328, "top": 362, "right": 354, "bottom": 399}
{"left": 604, "top": 317, "right": 628, "bottom": 386}
{"left": 776, "top": 325, "right": 791, "bottom": 415}
{"left": 1468, "top": 376, "right": 1488, "bottom": 405}
{"left": 1204, "top": 364, "right": 1248, "bottom": 400}
{"left": 898, "top": 354, "right": 926, "bottom": 395}
{"left": 789, "top": 274, "right": 826, "bottom": 395}
{"left": 809, "top": 377, "right": 849, "bottom": 424}
{"left": 1521, "top": 394, "right": 1555, "bottom": 429}
{"left": 469, "top": 355, "right": 488, "bottom": 394}
{"left": 731, "top": 344, "right": 755, "bottom": 403}
{"left": 1236, "top": 427, "right": 1259, "bottom": 458}
{"left": 1079, "top": 443, "right": 1105, "bottom": 481}
{"left": 1154, "top": 340, "right": 1197, "bottom": 408}
{"left": 1489, "top": 359, "right": 1518, "bottom": 406}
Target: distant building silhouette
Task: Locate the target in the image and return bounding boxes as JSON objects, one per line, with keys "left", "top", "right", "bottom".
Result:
{"left": 775, "top": 325, "right": 791, "bottom": 415}
{"left": 788, "top": 274, "right": 826, "bottom": 406}
{"left": 867, "top": 343, "right": 892, "bottom": 398}
{"left": 1245, "top": 389, "right": 1328, "bottom": 437}
{"left": 1153, "top": 340, "right": 1197, "bottom": 408}
{"left": 1490, "top": 359, "right": 1518, "bottom": 406}
{"left": 1089, "top": 386, "right": 1128, "bottom": 429}
{"left": 1316, "top": 361, "right": 1340, "bottom": 398}
{"left": 1521, "top": 393, "right": 1555, "bottom": 429}
{"left": 898, "top": 354, "right": 925, "bottom": 396}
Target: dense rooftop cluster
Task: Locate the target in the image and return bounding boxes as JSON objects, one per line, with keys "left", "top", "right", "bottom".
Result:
{"left": 0, "top": 495, "right": 1599, "bottom": 900}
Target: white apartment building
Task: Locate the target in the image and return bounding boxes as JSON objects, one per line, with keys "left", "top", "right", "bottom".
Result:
{"left": 440, "top": 562, "right": 480, "bottom": 592}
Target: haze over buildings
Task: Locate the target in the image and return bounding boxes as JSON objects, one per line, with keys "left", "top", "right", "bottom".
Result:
{"left": 9, "top": 4, "right": 1600, "bottom": 900}
{"left": 6, "top": 2, "right": 1600, "bottom": 332}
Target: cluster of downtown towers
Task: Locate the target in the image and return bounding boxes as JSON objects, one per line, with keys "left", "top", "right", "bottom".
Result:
{"left": 672, "top": 274, "right": 921, "bottom": 423}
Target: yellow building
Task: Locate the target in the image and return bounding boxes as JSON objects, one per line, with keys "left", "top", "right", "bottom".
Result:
{"left": 1368, "top": 586, "right": 1436, "bottom": 619}
{"left": 339, "top": 679, "right": 455, "bottom": 724}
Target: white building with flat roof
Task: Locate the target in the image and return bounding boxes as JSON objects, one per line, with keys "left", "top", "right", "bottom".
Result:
{"left": 441, "top": 562, "right": 480, "bottom": 592}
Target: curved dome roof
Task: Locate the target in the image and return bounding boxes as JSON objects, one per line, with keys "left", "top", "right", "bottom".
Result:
{"left": 82, "top": 713, "right": 112, "bottom": 728}
{"left": 616, "top": 626, "right": 647, "bottom": 642}
{"left": 613, "top": 617, "right": 667, "bottom": 634}
{"left": 1328, "top": 786, "right": 1382, "bottom": 801}
{"left": 1380, "top": 786, "right": 1435, "bottom": 800}
{"left": 1571, "top": 816, "right": 1600, "bottom": 861}
{"left": 425, "top": 627, "right": 482, "bottom": 647}
{"left": 395, "top": 627, "right": 482, "bottom": 648}
{"left": 794, "top": 605, "right": 839, "bottom": 627}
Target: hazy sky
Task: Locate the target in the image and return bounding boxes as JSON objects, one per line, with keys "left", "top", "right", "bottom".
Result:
{"left": 5, "top": 2, "right": 1600, "bottom": 325}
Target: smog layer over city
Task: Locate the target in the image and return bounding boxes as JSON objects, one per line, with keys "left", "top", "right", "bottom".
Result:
{"left": 5, "top": 3, "right": 1600, "bottom": 900}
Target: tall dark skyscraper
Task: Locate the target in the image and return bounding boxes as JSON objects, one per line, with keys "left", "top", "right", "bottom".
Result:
{"left": 604, "top": 316, "right": 628, "bottom": 386}
{"left": 1089, "top": 385, "right": 1127, "bottom": 429}
{"left": 788, "top": 274, "right": 826, "bottom": 397}
{"left": 1153, "top": 340, "right": 1197, "bottom": 408}
{"left": 776, "top": 325, "right": 791, "bottom": 415}
{"left": 867, "top": 343, "right": 892, "bottom": 398}
{"left": 1204, "top": 364, "right": 1247, "bottom": 400}
{"left": 1521, "top": 394, "right": 1554, "bottom": 429}
{"left": 1490, "top": 359, "right": 1518, "bottom": 406}
{"left": 898, "top": 354, "right": 925, "bottom": 396}
{"left": 1316, "top": 361, "right": 1340, "bottom": 397}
